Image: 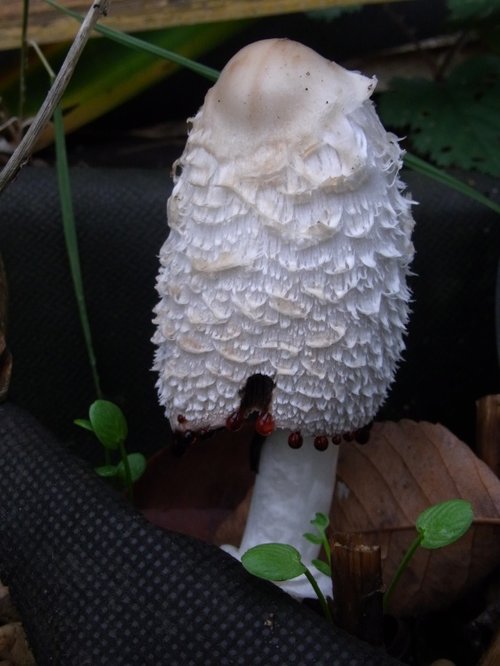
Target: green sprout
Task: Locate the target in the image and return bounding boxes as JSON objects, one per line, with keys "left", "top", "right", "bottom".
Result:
{"left": 241, "top": 512, "right": 333, "bottom": 625}
{"left": 241, "top": 502, "right": 474, "bottom": 625}
{"left": 75, "top": 399, "right": 146, "bottom": 499}
{"left": 383, "top": 498, "right": 474, "bottom": 611}
{"left": 303, "top": 512, "right": 332, "bottom": 578}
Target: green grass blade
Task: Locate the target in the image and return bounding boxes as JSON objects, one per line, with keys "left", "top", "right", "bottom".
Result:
{"left": 404, "top": 152, "right": 500, "bottom": 216}
{"left": 44, "top": 0, "right": 220, "bottom": 81}
{"left": 53, "top": 104, "right": 102, "bottom": 398}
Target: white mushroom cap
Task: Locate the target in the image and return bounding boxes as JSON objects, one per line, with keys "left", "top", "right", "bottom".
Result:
{"left": 153, "top": 38, "right": 415, "bottom": 437}
{"left": 201, "top": 38, "right": 374, "bottom": 174}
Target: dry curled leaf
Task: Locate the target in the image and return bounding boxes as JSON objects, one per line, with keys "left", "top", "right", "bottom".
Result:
{"left": 0, "top": 581, "right": 33, "bottom": 666}
{"left": 0, "top": 622, "right": 35, "bottom": 666}
{"left": 0, "top": 583, "right": 18, "bottom": 624}
{"left": 331, "top": 420, "right": 500, "bottom": 616}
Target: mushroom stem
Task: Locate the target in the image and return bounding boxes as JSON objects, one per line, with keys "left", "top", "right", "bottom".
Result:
{"left": 223, "top": 429, "right": 339, "bottom": 599}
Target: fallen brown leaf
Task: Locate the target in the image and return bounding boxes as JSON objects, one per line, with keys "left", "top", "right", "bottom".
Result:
{"left": 0, "top": 583, "right": 18, "bottom": 625}
{"left": 135, "top": 425, "right": 256, "bottom": 543}
{"left": 137, "top": 417, "right": 500, "bottom": 618}
{"left": 0, "top": 622, "right": 35, "bottom": 666}
{"left": 213, "top": 484, "right": 253, "bottom": 547}
{"left": 331, "top": 420, "right": 500, "bottom": 616}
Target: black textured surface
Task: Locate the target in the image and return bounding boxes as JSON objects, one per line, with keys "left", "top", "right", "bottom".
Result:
{"left": 0, "top": 402, "right": 399, "bottom": 665}
{"left": 0, "top": 163, "right": 498, "bottom": 665}
{"left": 381, "top": 170, "right": 500, "bottom": 443}
{"left": 0, "top": 167, "right": 172, "bottom": 461}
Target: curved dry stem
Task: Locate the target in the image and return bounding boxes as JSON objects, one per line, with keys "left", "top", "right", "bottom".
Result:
{"left": 0, "top": 0, "right": 109, "bottom": 193}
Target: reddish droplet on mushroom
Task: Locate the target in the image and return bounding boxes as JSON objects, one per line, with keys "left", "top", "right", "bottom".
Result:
{"left": 177, "top": 414, "right": 187, "bottom": 425}
{"left": 332, "top": 434, "right": 342, "bottom": 446}
{"left": 343, "top": 431, "right": 354, "bottom": 443}
{"left": 288, "top": 431, "right": 303, "bottom": 449}
{"left": 226, "top": 410, "right": 244, "bottom": 432}
{"left": 314, "top": 435, "right": 329, "bottom": 451}
{"left": 255, "top": 412, "right": 275, "bottom": 437}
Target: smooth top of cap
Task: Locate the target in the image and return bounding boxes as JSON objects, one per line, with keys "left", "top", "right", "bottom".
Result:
{"left": 201, "top": 38, "right": 375, "bottom": 153}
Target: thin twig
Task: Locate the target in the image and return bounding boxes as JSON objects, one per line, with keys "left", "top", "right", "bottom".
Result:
{"left": 435, "top": 29, "right": 472, "bottom": 81}
{"left": 19, "top": 0, "right": 31, "bottom": 128}
{"left": 382, "top": 4, "right": 440, "bottom": 79}
{"left": 0, "top": 0, "right": 109, "bottom": 194}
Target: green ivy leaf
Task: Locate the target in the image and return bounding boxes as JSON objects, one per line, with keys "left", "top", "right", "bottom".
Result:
{"left": 447, "top": 0, "right": 500, "bottom": 22}
{"left": 89, "top": 400, "right": 128, "bottom": 450}
{"left": 416, "top": 499, "right": 474, "bottom": 549}
{"left": 95, "top": 464, "right": 118, "bottom": 478}
{"left": 241, "top": 544, "right": 306, "bottom": 581}
{"left": 307, "top": 5, "right": 361, "bottom": 21}
{"left": 116, "top": 453, "right": 147, "bottom": 484}
{"left": 312, "top": 559, "right": 332, "bottom": 577}
{"left": 378, "top": 56, "right": 500, "bottom": 177}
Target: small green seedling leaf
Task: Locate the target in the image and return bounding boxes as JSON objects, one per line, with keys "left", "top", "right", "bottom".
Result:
{"left": 312, "top": 558, "right": 332, "bottom": 577}
{"left": 116, "top": 452, "right": 147, "bottom": 484}
{"left": 305, "top": 511, "right": 332, "bottom": 571}
{"left": 242, "top": 544, "right": 306, "bottom": 581}
{"left": 384, "top": 498, "right": 474, "bottom": 611}
{"left": 310, "top": 512, "right": 329, "bottom": 531}
{"left": 89, "top": 399, "right": 128, "bottom": 450}
{"left": 416, "top": 499, "right": 474, "bottom": 549}
{"left": 303, "top": 532, "right": 323, "bottom": 545}
{"left": 241, "top": 514, "right": 335, "bottom": 626}
{"left": 94, "top": 464, "right": 118, "bottom": 478}
{"left": 74, "top": 418, "right": 94, "bottom": 433}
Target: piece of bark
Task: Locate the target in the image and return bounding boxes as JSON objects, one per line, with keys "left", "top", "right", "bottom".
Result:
{"left": 330, "top": 532, "right": 384, "bottom": 645}
{"left": 476, "top": 395, "right": 500, "bottom": 478}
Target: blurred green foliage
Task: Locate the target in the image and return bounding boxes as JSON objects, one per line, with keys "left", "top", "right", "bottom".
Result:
{"left": 378, "top": 0, "right": 500, "bottom": 177}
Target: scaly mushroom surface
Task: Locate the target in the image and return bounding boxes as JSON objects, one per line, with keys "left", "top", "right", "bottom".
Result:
{"left": 153, "top": 38, "right": 415, "bottom": 598}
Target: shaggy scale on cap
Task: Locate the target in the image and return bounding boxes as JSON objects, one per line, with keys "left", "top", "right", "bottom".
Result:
{"left": 153, "top": 38, "right": 415, "bottom": 438}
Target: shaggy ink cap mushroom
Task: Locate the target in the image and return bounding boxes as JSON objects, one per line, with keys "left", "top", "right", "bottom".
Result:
{"left": 153, "top": 39, "right": 415, "bottom": 598}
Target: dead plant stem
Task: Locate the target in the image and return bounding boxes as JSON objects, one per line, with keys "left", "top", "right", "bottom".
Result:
{"left": 19, "top": 0, "right": 31, "bottom": 128}
{"left": 0, "top": 0, "right": 109, "bottom": 194}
